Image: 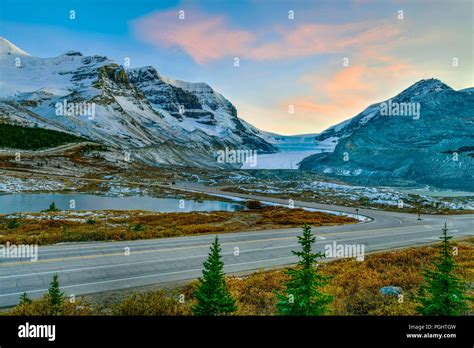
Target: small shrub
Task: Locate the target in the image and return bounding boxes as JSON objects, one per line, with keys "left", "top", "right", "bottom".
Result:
{"left": 7, "top": 218, "right": 20, "bottom": 229}
{"left": 245, "top": 200, "right": 263, "bottom": 210}
{"left": 112, "top": 290, "right": 192, "bottom": 315}
{"left": 132, "top": 224, "right": 144, "bottom": 232}
{"left": 8, "top": 297, "right": 91, "bottom": 316}
{"left": 42, "top": 202, "right": 60, "bottom": 212}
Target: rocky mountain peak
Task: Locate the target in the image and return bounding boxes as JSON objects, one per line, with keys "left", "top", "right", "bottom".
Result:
{"left": 395, "top": 78, "right": 453, "bottom": 99}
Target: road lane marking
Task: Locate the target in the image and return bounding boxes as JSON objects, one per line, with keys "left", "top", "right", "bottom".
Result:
{"left": 0, "top": 244, "right": 298, "bottom": 279}
{"left": 0, "top": 255, "right": 299, "bottom": 298}
{"left": 0, "top": 236, "right": 298, "bottom": 266}
{"left": 366, "top": 232, "right": 472, "bottom": 249}
{"left": 30, "top": 220, "right": 373, "bottom": 254}
{"left": 15, "top": 223, "right": 437, "bottom": 258}
{"left": 1, "top": 226, "right": 466, "bottom": 277}
{"left": 0, "top": 224, "right": 453, "bottom": 267}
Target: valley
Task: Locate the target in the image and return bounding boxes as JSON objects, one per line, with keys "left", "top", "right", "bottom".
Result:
{"left": 0, "top": 36, "right": 472, "bottom": 313}
{"left": 0, "top": 2, "right": 472, "bottom": 345}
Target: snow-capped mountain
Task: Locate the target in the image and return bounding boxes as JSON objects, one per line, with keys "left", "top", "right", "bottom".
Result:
{"left": 299, "top": 79, "right": 474, "bottom": 191}
{"left": 0, "top": 37, "right": 276, "bottom": 167}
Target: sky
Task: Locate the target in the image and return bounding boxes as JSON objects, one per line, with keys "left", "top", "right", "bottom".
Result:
{"left": 0, "top": 0, "right": 472, "bottom": 135}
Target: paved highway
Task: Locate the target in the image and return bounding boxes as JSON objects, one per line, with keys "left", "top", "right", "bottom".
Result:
{"left": 0, "top": 182, "right": 472, "bottom": 308}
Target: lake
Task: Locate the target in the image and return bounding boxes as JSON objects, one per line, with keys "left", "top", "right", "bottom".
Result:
{"left": 0, "top": 193, "right": 244, "bottom": 214}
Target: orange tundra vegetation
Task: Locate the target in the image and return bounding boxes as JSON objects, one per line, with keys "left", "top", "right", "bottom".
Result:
{"left": 199, "top": 238, "right": 474, "bottom": 316}
{"left": 0, "top": 206, "right": 355, "bottom": 245}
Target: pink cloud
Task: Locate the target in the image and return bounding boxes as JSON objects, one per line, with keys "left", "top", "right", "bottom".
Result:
{"left": 132, "top": 10, "right": 402, "bottom": 64}
{"left": 249, "top": 21, "right": 401, "bottom": 60}
{"left": 132, "top": 11, "right": 254, "bottom": 64}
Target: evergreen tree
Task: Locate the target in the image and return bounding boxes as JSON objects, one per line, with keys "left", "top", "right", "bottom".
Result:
{"left": 277, "top": 224, "right": 333, "bottom": 315}
{"left": 193, "top": 236, "right": 237, "bottom": 315}
{"left": 0, "top": 123, "right": 84, "bottom": 150}
{"left": 19, "top": 292, "right": 32, "bottom": 305}
{"left": 48, "top": 274, "right": 65, "bottom": 315}
{"left": 41, "top": 202, "right": 59, "bottom": 213}
{"left": 417, "top": 223, "right": 471, "bottom": 315}
{"left": 49, "top": 202, "right": 58, "bottom": 212}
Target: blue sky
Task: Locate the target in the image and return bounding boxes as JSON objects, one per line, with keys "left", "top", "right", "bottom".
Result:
{"left": 1, "top": 0, "right": 472, "bottom": 134}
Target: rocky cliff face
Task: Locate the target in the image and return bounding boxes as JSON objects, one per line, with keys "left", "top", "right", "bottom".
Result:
{"left": 0, "top": 37, "right": 276, "bottom": 167}
{"left": 300, "top": 79, "right": 474, "bottom": 191}
{"left": 127, "top": 66, "right": 275, "bottom": 153}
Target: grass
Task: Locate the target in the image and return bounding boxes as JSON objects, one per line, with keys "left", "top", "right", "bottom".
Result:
{"left": 0, "top": 207, "right": 355, "bottom": 245}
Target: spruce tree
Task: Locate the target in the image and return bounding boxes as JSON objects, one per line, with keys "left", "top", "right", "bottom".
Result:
{"left": 48, "top": 273, "right": 65, "bottom": 315}
{"left": 417, "top": 223, "right": 471, "bottom": 315}
{"left": 19, "top": 292, "right": 32, "bottom": 305}
{"left": 48, "top": 202, "right": 58, "bottom": 212}
{"left": 193, "top": 236, "right": 237, "bottom": 315}
{"left": 277, "top": 224, "right": 333, "bottom": 315}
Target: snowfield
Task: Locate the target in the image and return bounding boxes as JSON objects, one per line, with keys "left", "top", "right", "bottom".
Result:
{"left": 230, "top": 180, "right": 474, "bottom": 211}
{"left": 241, "top": 150, "right": 323, "bottom": 169}
{"left": 240, "top": 133, "right": 336, "bottom": 170}
{"left": 0, "top": 175, "right": 71, "bottom": 193}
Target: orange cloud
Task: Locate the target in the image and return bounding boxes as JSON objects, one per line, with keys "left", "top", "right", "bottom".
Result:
{"left": 132, "top": 10, "right": 402, "bottom": 64}
{"left": 249, "top": 21, "right": 401, "bottom": 60}
{"left": 285, "top": 58, "right": 423, "bottom": 129}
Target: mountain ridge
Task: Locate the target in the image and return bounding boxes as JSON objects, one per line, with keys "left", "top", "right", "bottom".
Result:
{"left": 300, "top": 78, "right": 474, "bottom": 191}
{"left": 0, "top": 37, "right": 277, "bottom": 167}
